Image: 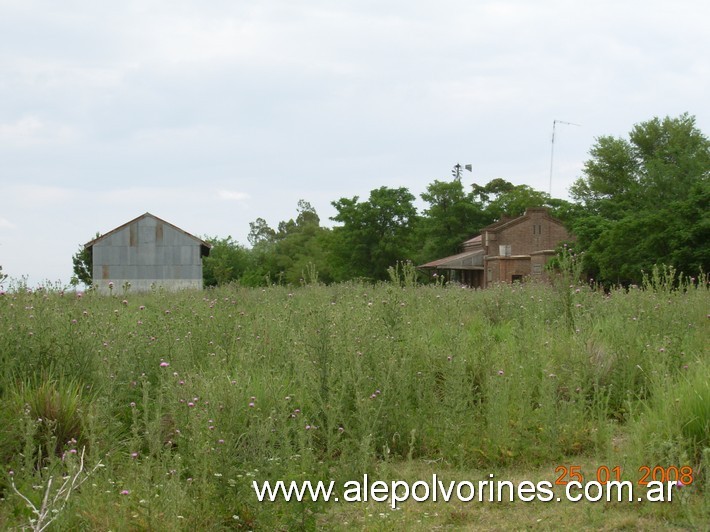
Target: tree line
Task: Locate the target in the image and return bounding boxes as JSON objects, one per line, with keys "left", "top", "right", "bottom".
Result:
{"left": 73, "top": 114, "right": 709, "bottom": 287}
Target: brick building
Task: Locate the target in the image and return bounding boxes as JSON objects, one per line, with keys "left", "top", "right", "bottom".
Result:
{"left": 419, "top": 208, "right": 572, "bottom": 288}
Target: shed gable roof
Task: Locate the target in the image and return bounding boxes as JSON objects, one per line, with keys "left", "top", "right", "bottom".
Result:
{"left": 84, "top": 212, "right": 211, "bottom": 255}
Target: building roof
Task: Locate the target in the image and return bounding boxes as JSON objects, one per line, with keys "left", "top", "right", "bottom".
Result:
{"left": 84, "top": 212, "right": 212, "bottom": 255}
{"left": 462, "top": 234, "right": 482, "bottom": 247}
{"left": 480, "top": 207, "right": 559, "bottom": 234}
{"left": 419, "top": 249, "right": 484, "bottom": 270}
{"left": 479, "top": 216, "right": 513, "bottom": 232}
{"left": 458, "top": 209, "right": 562, "bottom": 249}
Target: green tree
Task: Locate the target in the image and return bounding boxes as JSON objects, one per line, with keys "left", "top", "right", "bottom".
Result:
{"left": 471, "top": 177, "right": 516, "bottom": 205}
{"left": 472, "top": 179, "right": 569, "bottom": 221}
{"left": 570, "top": 113, "right": 710, "bottom": 283}
{"left": 202, "top": 236, "right": 254, "bottom": 287}
{"left": 417, "top": 178, "right": 488, "bottom": 261}
{"left": 330, "top": 186, "right": 419, "bottom": 281}
{"left": 71, "top": 234, "right": 99, "bottom": 287}
{"left": 243, "top": 201, "right": 334, "bottom": 286}
{"left": 247, "top": 218, "right": 277, "bottom": 247}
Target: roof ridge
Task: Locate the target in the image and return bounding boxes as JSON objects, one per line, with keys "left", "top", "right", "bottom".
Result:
{"left": 84, "top": 213, "right": 211, "bottom": 249}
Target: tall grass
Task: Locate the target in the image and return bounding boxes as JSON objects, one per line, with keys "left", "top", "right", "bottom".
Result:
{"left": 0, "top": 277, "right": 707, "bottom": 528}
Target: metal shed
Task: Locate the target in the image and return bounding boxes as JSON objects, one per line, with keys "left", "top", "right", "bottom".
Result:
{"left": 85, "top": 212, "right": 211, "bottom": 294}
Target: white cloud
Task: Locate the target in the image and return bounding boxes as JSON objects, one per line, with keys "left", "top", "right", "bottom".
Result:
{"left": 0, "top": 116, "right": 42, "bottom": 137}
{"left": 0, "top": 116, "right": 76, "bottom": 146}
{"left": 218, "top": 190, "right": 250, "bottom": 201}
{"left": 0, "top": 218, "right": 16, "bottom": 229}
{"left": 7, "top": 184, "right": 74, "bottom": 205}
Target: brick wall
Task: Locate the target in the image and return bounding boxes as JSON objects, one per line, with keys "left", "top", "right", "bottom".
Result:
{"left": 494, "top": 210, "right": 571, "bottom": 257}
{"left": 486, "top": 256, "right": 532, "bottom": 284}
{"left": 482, "top": 209, "right": 572, "bottom": 286}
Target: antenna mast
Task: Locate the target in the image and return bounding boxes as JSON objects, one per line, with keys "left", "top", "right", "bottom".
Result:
{"left": 549, "top": 119, "right": 580, "bottom": 195}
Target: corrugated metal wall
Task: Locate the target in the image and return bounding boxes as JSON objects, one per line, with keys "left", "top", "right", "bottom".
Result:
{"left": 92, "top": 215, "right": 203, "bottom": 293}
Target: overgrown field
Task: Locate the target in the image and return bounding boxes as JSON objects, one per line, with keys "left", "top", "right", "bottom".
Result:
{"left": 0, "top": 272, "right": 708, "bottom": 530}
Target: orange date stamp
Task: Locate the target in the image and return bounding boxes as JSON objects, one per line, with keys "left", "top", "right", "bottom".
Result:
{"left": 554, "top": 465, "right": 694, "bottom": 487}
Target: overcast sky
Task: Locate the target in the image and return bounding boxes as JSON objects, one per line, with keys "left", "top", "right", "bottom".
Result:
{"left": 1, "top": 0, "right": 708, "bottom": 286}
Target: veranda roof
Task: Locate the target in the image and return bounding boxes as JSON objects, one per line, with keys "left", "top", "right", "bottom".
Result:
{"left": 419, "top": 249, "right": 484, "bottom": 270}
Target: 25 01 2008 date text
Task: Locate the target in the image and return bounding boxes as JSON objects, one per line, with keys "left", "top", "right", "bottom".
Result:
{"left": 554, "top": 465, "right": 694, "bottom": 486}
